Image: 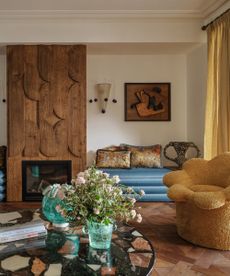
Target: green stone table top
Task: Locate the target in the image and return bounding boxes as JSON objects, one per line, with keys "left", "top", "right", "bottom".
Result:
{"left": 0, "top": 209, "right": 155, "bottom": 275}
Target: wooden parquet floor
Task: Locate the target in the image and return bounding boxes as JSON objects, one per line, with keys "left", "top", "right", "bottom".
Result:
{"left": 0, "top": 202, "right": 229, "bottom": 276}
{"left": 131, "top": 202, "right": 230, "bottom": 276}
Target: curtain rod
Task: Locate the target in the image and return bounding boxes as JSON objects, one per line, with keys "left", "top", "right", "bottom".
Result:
{"left": 201, "top": 8, "right": 230, "bottom": 30}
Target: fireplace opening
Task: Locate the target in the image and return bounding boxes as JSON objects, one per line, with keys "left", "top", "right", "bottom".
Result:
{"left": 22, "top": 160, "right": 72, "bottom": 201}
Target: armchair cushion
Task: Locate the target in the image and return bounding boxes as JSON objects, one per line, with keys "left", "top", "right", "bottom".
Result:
{"left": 192, "top": 191, "right": 226, "bottom": 209}
{"left": 190, "top": 185, "right": 223, "bottom": 192}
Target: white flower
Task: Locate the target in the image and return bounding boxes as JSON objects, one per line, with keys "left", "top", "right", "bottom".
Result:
{"left": 103, "top": 172, "right": 110, "bottom": 178}
{"left": 107, "top": 185, "right": 113, "bottom": 192}
{"left": 127, "top": 187, "right": 134, "bottom": 193}
{"left": 76, "top": 176, "right": 86, "bottom": 185}
{"left": 115, "top": 188, "right": 122, "bottom": 196}
{"left": 129, "top": 198, "right": 136, "bottom": 204}
{"left": 136, "top": 213, "right": 142, "bottom": 223}
{"left": 95, "top": 169, "right": 103, "bottom": 175}
{"left": 139, "top": 189, "right": 145, "bottom": 196}
{"left": 93, "top": 208, "right": 100, "bottom": 215}
{"left": 77, "top": 172, "right": 85, "bottom": 178}
{"left": 130, "top": 209, "right": 136, "bottom": 219}
{"left": 84, "top": 170, "right": 90, "bottom": 178}
{"left": 112, "top": 175, "right": 120, "bottom": 183}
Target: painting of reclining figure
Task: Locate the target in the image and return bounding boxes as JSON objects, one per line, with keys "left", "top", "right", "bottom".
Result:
{"left": 125, "top": 83, "right": 171, "bottom": 121}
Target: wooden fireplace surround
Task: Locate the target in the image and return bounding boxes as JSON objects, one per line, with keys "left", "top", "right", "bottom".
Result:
{"left": 7, "top": 45, "right": 86, "bottom": 201}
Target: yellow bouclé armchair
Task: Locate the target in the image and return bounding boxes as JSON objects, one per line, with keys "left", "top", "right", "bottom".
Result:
{"left": 163, "top": 153, "right": 230, "bottom": 250}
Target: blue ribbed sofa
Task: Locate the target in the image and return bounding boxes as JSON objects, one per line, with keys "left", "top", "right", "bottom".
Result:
{"left": 103, "top": 168, "right": 172, "bottom": 202}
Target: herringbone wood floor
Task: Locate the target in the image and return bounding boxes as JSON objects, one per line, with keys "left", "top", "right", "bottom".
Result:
{"left": 131, "top": 202, "right": 230, "bottom": 276}
{"left": 0, "top": 202, "right": 229, "bottom": 276}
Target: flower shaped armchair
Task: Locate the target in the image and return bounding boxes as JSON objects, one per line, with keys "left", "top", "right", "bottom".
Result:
{"left": 163, "top": 153, "right": 230, "bottom": 250}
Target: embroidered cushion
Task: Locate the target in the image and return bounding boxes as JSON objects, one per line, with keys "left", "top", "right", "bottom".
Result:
{"left": 120, "top": 144, "right": 162, "bottom": 168}
{"left": 96, "top": 149, "right": 131, "bottom": 169}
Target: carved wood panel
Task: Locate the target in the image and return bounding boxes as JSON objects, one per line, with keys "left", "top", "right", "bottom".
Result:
{"left": 7, "top": 45, "right": 86, "bottom": 201}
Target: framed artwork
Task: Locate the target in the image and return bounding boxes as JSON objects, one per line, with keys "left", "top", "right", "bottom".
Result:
{"left": 125, "top": 83, "right": 171, "bottom": 121}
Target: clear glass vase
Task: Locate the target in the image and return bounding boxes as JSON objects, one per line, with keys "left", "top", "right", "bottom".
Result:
{"left": 42, "top": 195, "right": 69, "bottom": 230}
{"left": 85, "top": 220, "right": 114, "bottom": 249}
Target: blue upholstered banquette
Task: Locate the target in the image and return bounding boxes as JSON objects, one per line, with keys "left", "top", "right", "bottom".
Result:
{"left": 102, "top": 168, "right": 171, "bottom": 202}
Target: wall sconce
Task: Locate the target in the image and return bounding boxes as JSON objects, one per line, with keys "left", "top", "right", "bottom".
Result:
{"left": 89, "top": 83, "right": 117, "bottom": 113}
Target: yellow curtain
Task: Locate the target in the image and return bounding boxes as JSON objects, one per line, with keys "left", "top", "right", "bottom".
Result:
{"left": 204, "top": 10, "right": 230, "bottom": 159}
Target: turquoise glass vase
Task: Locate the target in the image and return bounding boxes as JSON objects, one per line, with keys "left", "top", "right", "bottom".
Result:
{"left": 85, "top": 220, "right": 114, "bottom": 249}
{"left": 42, "top": 195, "right": 69, "bottom": 229}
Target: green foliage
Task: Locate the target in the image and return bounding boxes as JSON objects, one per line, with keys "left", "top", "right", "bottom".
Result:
{"left": 56, "top": 166, "right": 143, "bottom": 225}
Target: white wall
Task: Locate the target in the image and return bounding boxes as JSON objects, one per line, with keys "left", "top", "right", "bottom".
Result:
{"left": 87, "top": 54, "right": 188, "bottom": 165}
{"left": 187, "top": 45, "right": 207, "bottom": 155}
{"left": 0, "top": 54, "right": 7, "bottom": 146}
{"left": 0, "top": 48, "right": 207, "bottom": 165}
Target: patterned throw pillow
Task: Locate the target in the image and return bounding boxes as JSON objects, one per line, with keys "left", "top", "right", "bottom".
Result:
{"left": 96, "top": 150, "right": 131, "bottom": 169}
{"left": 120, "top": 144, "right": 162, "bottom": 168}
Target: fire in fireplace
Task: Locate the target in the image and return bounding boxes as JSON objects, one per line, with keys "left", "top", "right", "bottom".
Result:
{"left": 22, "top": 160, "right": 72, "bottom": 201}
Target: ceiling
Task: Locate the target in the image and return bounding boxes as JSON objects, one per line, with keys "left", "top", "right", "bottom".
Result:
{"left": 0, "top": 0, "right": 227, "bottom": 17}
{"left": 0, "top": 0, "right": 227, "bottom": 54}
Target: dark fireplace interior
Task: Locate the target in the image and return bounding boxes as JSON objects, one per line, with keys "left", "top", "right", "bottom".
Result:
{"left": 22, "top": 160, "right": 72, "bottom": 201}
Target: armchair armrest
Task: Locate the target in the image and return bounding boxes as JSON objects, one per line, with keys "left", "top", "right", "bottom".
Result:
{"left": 167, "top": 184, "right": 194, "bottom": 201}
{"left": 163, "top": 170, "right": 193, "bottom": 188}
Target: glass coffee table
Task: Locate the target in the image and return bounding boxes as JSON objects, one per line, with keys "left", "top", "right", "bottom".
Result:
{"left": 0, "top": 209, "right": 155, "bottom": 275}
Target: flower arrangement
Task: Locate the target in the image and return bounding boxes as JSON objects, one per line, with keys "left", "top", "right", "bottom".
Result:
{"left": 55, "top": 166, "right": 144, "bottom": 225}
